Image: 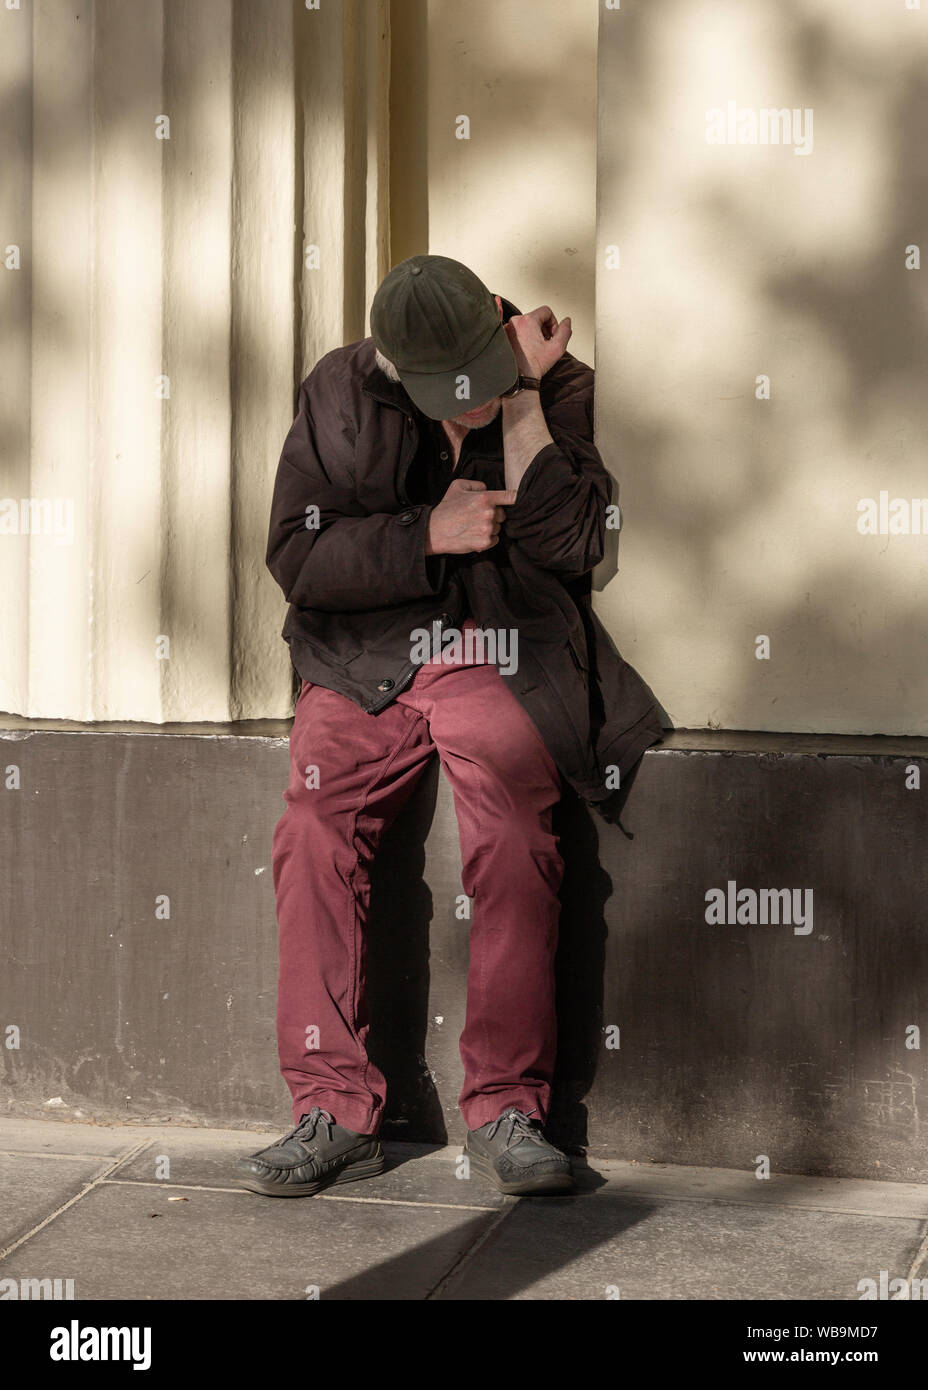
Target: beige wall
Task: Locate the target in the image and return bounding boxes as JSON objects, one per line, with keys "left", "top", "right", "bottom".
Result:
{"left": 3, "top": 0, "right": 924, "bottom": 735}
{"left": 596, "top": 0, "right": 928, "bottom": 734}
{"left": 425, "top": 0, "right": 598, "bottom": 368}
{"left": 0, "top": 0, "right": 388, "bottom": 722}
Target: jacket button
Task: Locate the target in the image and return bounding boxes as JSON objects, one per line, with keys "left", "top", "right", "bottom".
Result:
{"left": 397, "top": 507, "right": 420, "bottom": 525}
{"left": 377, "top": 678, "right": 395, "bottom": 692}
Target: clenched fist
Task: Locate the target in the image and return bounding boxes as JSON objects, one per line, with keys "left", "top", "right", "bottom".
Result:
{"left": 425, "top": 478, "right": 518, "bottom": 556}
{"left": 504, "top": 305, "right": 572, "bottom": 378}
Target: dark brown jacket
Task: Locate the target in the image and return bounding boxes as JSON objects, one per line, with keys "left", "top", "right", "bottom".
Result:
{"left": 266, "top": 296, "right": 664, "bottom": 821}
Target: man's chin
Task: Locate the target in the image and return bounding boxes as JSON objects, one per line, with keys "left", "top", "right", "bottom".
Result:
{"left": 450, "top": 399, "right": 502, "bottom": 428}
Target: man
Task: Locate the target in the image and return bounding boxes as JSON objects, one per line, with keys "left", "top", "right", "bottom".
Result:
{"left": 236, "top": 255, "right": 663, "bottom": 1200}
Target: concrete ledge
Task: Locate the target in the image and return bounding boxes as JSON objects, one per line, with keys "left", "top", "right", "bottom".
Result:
{"left": 3, "top": 715, "right": 928, "bottom": 756}
{"left": 1, "top": 721, "right": 926, "bottom": 1182}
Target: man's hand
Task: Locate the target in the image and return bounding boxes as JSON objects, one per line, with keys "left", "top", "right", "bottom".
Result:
{"left": 425, "top": 478, "right": 518, "bottom": 556}
{"left": 504, "top": 305, "right": 572, "bottom": 379}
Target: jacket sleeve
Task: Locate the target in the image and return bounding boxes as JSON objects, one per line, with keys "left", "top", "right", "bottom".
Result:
{"left": 266, "top": 359, "right": 447, "bottom": 613}
{"left": 501, "top": 359, "right": 610, "bottom": 578}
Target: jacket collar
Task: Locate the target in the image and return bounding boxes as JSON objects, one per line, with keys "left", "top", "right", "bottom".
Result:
{"left": 361, "top": 293, "right": 522, "bottom": 412}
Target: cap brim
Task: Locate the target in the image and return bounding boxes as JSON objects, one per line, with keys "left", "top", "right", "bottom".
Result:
{"left": 397, "top": 322, "right": 519, "bottom": 420}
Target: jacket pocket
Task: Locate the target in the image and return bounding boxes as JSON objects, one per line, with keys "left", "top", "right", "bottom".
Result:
{"left": 285, "top": 610, "right": 366, "bottom": 665}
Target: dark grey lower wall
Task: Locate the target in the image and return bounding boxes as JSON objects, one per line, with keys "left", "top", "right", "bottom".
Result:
{"left": 1, "top": 719, "right": 926, "bottom": 1182}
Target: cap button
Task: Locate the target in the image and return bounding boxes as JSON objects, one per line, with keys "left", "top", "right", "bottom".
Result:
{"left": 410, "top": 265, "right": 422, "bottom": 275}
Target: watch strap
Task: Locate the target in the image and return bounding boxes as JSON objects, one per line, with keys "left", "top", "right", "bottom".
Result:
{"left": 502, "top": 375, "right": 542, "bottom": 397}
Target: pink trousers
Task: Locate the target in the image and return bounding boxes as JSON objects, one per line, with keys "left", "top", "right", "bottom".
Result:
{"left": 272, "top": 619, "right": 565, "bottom": 1134}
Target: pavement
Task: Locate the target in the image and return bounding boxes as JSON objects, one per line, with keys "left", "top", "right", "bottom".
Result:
{"left": 2, "top": 1115, "right": 927, "bottom": 1301}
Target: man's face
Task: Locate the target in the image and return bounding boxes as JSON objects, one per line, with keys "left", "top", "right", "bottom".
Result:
{"left": 446, "top": 397, "right": 502, "bottom": 429}
{"left": 442, "top": 294, "right": 505, "bottom": 429}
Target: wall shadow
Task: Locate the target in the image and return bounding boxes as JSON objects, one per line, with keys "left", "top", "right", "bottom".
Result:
{"left": 363, "top": 753, "right": 641, "bottom": 1153}
{"left": 366, "top": 754, "right": 447, "bottom": 1143}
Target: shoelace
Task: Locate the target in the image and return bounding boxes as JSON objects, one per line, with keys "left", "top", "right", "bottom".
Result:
{"left": 485, "top": 1108, "right": 546, "bottom": 1150}
{"left": 289, "top": 1106, "right": 335, "bottom": 1146}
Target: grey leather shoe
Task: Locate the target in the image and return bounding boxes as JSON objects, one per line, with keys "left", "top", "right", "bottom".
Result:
{"left": 235, "top": 1106, "right": 384, "bottom": 1197}
{"left": 464, "top": 1107, "right": 574, "bottom": 1195}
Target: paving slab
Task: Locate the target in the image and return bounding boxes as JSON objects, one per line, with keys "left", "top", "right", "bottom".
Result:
{"left": 0, "top": 1155, "right": 110, "bottom": 1252}
{"left": 0, "top": 1179, "right": 499, "bottom": 1300}
{"left": 438, "top": 1196, "right": 927, "bottom": 1301}
{"left": 0, "top": 1115, "right": 150, "bottom": 1159}
{"left": 580, "top": 1159, "right": 928, "bottom": 1219}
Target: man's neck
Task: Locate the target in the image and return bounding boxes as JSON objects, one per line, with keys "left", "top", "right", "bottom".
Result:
{"left": 440, "top": 419, "right": 469, "bottom": 468}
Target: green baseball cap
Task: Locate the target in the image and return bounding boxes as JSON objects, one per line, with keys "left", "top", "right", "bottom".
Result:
{"left": 369, "top": 254, "right": 519, "bottom": 420}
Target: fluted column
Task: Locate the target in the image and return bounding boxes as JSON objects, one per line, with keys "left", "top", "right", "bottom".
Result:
{"left": 0, "top": 0, "right": 390, "bottom": 721}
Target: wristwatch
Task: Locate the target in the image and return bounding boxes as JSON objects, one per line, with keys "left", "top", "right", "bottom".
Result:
{"left": 501, "top": 374, "right": 542, "bottom": 398}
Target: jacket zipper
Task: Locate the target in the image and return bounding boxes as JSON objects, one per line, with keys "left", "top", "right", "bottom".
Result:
{"left": 363, "top": 585, "right": 467, "bottom": 715}
{"left": 355, "top": 389, "right": 471, "bottom": 715}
